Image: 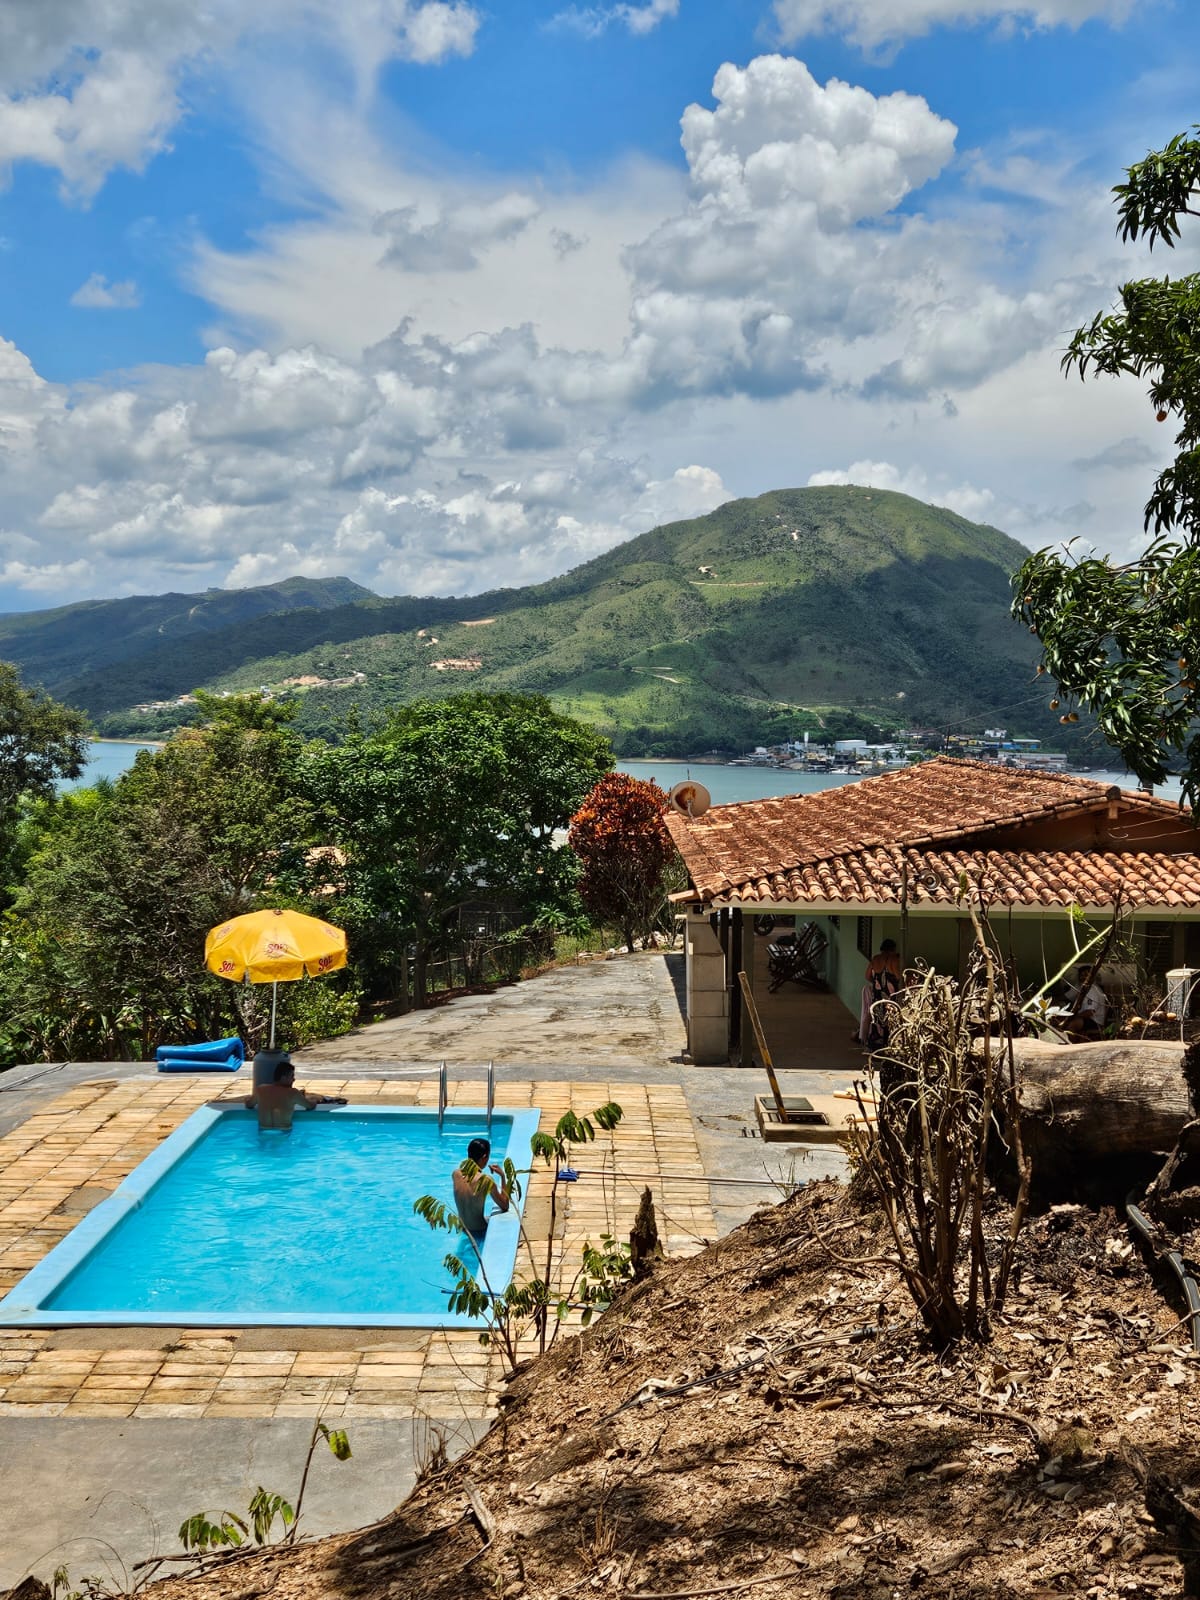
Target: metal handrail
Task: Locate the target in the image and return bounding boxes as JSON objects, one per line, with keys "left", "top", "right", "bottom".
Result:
{"left": 437, "top": 1060, "right": 447, "bottom": 1131}
{"left": 486, "top": 1059, "right": 495, "bottom": 1131}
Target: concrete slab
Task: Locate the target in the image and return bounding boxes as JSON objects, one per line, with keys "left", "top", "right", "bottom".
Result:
{"left": 744, "top": 979, "right": 865, "bottom": 1077}
{"left": 296, "top": 949, "right": 689, "bottom": 1070}
{"left": 0, "top": 1415, "right": 488, "bottom": 1589}
{"left": 753, "top": 1092, "right": 872, "bottom": 1144}
{"left": 755, "top": 1095, "right": 832, "bottom": 1143}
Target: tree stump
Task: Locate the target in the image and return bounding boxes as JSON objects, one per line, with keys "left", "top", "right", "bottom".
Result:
{"left": 629, "top": 1186, "right": 661, "bottom": 1280}
{"left": 4, "top": 1579, "right": 52, "bottom": 1600}
{"left": 1008, "top": 1038, "right": 1195, "bottom": 1169}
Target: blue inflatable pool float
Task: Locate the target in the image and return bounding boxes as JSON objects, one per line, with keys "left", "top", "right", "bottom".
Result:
{"left": 155, "top": 1036, "right": 245, "bottom": 1073}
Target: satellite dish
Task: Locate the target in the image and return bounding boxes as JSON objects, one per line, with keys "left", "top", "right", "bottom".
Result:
{"left": 668, "top": 780, "right": 711, "bottom": 819}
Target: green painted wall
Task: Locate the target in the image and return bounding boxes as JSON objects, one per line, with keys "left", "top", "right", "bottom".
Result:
{"left": 833, "top": 909, "right": 1194, "bottom": 1014}
{"left": 827, "top": 910, "right": 1080, "bottom": 1019}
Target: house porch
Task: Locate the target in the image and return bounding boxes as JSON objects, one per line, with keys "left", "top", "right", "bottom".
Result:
{"left": 683, "top": 904, "right": 1200, "bottom": 1067}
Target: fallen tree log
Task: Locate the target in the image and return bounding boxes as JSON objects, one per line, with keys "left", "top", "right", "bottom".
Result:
{"left": 1006, "top": 1038, "right": 1195, "bottom": 1167}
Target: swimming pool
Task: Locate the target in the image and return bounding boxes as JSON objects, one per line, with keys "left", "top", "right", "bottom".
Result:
{"left": 0, "top": 1105, "right": 541, "bottom": 1327}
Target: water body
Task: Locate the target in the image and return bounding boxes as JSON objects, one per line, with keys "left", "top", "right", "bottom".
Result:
{"left": 71, "top": 743, "right": 1186, "bottom": 807}
{"left": 43, "top": 1108, "right": 519, "bottom": 1320}
{"left": 63, "top": 739, "right": 161, "bottom": 790}
{"left": 617, "top": 759, "right": 863, "bottom": 804}
{"left": 619, "top": 759, "right": 1186, "bottom": 807}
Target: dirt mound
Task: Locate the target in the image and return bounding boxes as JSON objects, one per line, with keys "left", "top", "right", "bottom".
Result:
{"left": 142, "top": 1181, "right": 1199, "bottom": 1600}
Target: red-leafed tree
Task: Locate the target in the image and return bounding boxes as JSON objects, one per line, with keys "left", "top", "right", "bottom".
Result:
{"left": 568, "top": 773, "right": 679, "bottom": 954}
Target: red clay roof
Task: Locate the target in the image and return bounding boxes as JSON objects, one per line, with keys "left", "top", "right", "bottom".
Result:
{"left": 697, "top": 845, "right": 1200, "bottom": 909}
{"left": 666, "top": 757, "right": 1196, "bottom": 909}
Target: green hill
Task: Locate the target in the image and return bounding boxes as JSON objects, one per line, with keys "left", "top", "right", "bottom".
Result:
{"left": 0, "top": 575, "right": 375, "bottom": 698}
{"left": 5, "top": 489, "right": 1048, "bottom": 754}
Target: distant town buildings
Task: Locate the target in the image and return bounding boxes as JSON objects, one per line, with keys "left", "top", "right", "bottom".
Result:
{"left": 726, "top": 730, "right": 1067, "bottom": 774}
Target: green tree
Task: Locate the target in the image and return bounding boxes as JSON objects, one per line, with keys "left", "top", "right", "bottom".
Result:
{"left": 303, "top": 693, "right": 611, "bottom": 1008}
{"left": 0, "top": 662, "right": 89, "bottom": 890}
{"left": 4, "top": 787, "right": 236, "bottom": 1060}
{"left": 2, "top": 693, "right": 319, "bottom": 1062}
{"left": 0, "top": 661, "right": 90, "bottom": 808}
{"left": 568, "top": 773, "right": 679, "bottom": 953}
{"left": 1013, "top": 127, "right": 1200, "bottom": 799}
{"left": 118, "top": 691, "right": 315, "bottom": 901}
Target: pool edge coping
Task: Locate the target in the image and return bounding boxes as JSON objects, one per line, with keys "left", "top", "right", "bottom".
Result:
{"left": 0, "top": 1104, "right": 542, "bottom": 1329}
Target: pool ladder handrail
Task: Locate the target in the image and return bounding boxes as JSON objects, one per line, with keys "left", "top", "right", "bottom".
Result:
{"left": 436, "top": 1058, "right": 494, "bottom": 1132}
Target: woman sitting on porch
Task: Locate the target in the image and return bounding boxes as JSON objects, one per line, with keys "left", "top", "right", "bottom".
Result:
{"left": 855, "top": 939, "right": 901, "bottom": 1049}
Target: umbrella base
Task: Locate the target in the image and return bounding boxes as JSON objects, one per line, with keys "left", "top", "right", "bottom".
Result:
{"left": 252, "top": 1048, "right": 292, "bottom": 1090}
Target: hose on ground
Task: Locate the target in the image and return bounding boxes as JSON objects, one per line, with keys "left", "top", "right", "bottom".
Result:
{"left": 1126, "top": 1194, "right": 1200, "bottom": 1354}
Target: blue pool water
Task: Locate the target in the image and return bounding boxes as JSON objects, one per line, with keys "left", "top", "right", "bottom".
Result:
{"left": 1, "top": 1106, "right": 539, "bottom": 1326}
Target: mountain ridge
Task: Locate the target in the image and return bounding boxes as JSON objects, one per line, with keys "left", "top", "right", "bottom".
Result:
{"left": 0, "top": 489, "right": 1047, "bottom": 754}
{"left": 0, "top": 575, "right": 375, "bottom": 695}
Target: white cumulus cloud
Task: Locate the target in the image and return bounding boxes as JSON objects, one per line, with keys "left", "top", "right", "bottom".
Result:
{"left": 616, "top": 55, "right": 972, "bottom": 397}
{"left": 195, "top": 54, "right": 1104, "bottom": 417}
{"left": 374, "top": 192, "right": 541, "bottom": 271}
{"left": 0, "top": 313, "right": 737, "bottom": 602}
{"left": 397, "top": 2, "right": 481, "bottom": 62}
{"left": 0, "top": 43, "right": 1169, "bottom": 610}
{"left": 0, "top": 0, "right": 481, "bottom": 198}
{"left": 807, "top": 459, "right": 997, "bottom": 523}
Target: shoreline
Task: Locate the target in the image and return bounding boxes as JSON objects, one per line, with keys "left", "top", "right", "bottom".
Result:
{"left": 89, "top": 735, "right": 165, "bottom": 748}
{"left": 619, "top": 755, "right": 1173, "bottom": 787}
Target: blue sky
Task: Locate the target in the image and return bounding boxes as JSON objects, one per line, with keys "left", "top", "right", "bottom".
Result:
{"left": 0, "top": 0, "right": 1194, "bottom": 608}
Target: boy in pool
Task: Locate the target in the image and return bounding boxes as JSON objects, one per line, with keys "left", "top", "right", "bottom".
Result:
{"left": 453, "top": 1137, "right": 511, "bottom": 1237}
{"left": 247, "top": 1058, "right": 346, "bottom": 1130}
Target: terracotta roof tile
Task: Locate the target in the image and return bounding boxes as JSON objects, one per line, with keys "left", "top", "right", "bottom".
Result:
{"left": 667, "top": 758, "right": 1196, "bottom": 910}
{"left": 692, "top": 847, "right": 1200, "bottom": 911}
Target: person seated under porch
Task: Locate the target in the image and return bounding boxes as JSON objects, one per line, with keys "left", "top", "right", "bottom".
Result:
{"left": 1064, "top": 967, "right": 1108, "bottom": 1039}
{"left": 856, "top": 939, "right": 901, "bottom": 1049}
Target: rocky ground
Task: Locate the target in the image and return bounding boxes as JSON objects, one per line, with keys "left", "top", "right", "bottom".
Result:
{"left": 119, "top": 1178, "right": 1200, "bottom": 1600}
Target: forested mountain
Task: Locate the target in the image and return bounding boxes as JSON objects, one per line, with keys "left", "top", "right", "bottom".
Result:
{"left": 4, "top": 489, "right": 1046, "bottom": 754}
{"left": 0, "top": 576, "right": 374, "bottom": 698}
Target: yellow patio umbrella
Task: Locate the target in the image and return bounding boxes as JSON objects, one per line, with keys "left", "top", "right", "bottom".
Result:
{"left": 205, "top": 908, "right": 348, "bottom": 1050}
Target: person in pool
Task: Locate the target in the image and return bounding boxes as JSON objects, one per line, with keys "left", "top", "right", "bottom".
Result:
{"left": 247, "top": 1058, "right": 346, "bottom": 1130}
{"left": 453, "top": 1137, "right": 511, "bottom": 1237}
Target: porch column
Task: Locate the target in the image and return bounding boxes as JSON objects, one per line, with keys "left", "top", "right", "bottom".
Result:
{"left": 736, "top": 911, "right": 755, "bottom": 1067}
{"left": 685, "top": 909, "right": 729, "bottom": 1065}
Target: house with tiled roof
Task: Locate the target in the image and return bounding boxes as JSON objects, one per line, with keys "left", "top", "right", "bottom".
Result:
{"left": 665, "top": 758, "right": 1200, "bottom": 1064}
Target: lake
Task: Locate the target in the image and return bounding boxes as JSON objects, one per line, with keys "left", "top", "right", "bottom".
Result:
{"left": 619, "top": 759, "right": 1185, "bottom": 806}
{"left": 616, "top": 760, "right": 864, "bottom": 805}
{"left": 64, "top": 739, "right": 162, "bottom": 789}
{"left": 70, "top": 742, "right": 1186, "bottom": 807}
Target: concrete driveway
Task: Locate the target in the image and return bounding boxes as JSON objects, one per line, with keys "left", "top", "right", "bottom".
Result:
{"left": 295, "top": 949, "right": 689, "bottom": 1069}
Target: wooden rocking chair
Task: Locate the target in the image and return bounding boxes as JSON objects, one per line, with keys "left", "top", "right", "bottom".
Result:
{"left": 767, "top": 922, "right": 828, "bottom": 992}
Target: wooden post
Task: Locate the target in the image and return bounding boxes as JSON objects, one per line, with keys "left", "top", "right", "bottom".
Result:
{"left": 737, "top": 970, "right": 789, "bottom": 1123}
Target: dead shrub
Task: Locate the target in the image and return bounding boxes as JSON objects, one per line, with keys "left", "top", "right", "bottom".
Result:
{"left": 847, "top": 909, "right": 1031, "bottom": 1345}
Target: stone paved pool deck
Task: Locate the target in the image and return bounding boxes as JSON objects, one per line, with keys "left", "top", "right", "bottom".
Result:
{"left": 0, "top": 952, "right": 858, "bottom": 1586}
{"left": 0, "top": 1073, "right": 715, "bottom": 1420}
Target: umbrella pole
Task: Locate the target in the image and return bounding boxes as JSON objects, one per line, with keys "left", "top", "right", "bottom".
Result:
{"left": 269, "top": 981, "right": 278, "bottom": 1051}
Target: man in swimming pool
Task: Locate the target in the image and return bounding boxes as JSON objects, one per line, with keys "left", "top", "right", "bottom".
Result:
{"left": 247, "top": 1059, "right": 346, "bottom": 1130}
{"left": 452, "top": 1137, "right": 511, "bottom": 1237}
